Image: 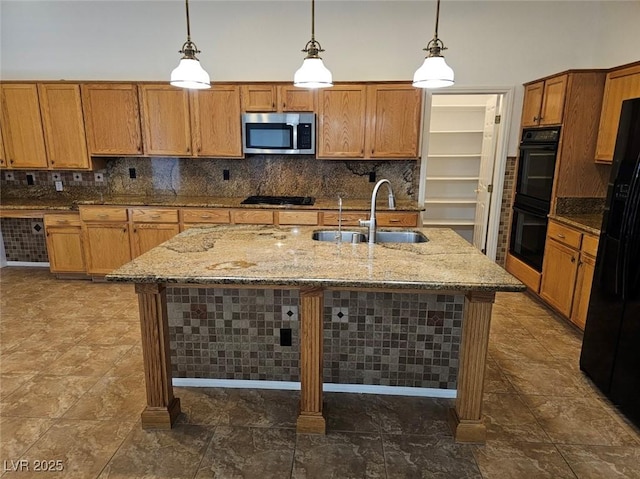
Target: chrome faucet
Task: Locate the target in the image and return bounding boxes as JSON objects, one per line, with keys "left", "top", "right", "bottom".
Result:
{"left": 360, "top": 179, "right": 396, "bottom": 244}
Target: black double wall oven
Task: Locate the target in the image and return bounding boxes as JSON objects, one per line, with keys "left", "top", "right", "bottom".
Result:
{"left": 509, "top": 127, "right": 561, "bottom": 271}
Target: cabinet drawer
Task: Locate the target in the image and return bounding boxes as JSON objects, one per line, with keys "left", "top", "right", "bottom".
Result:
{"left": 322, "top": 212, "right": 367, "bottom": 226}
{"left": 377, "top": 212, "right": 418, "bottom": 227}
{"left": 232, "top": 209, "right": 274, "bottom": 225}
{"left": 278, "top": 211, "right": 318, "bottom": 225}
{"left": 182, "top": 208, "right": 230, "bottom": 224}
{"left": 79, "top": 206, "right": 128, "bottom": 222}
{"left": 130, "top": 208, "right": 179, "bottom": 223}
{"left": 44, "top": 213, "right": 81, "bottom": 227}
{"left": 581, "top": 234, "right": 599, "bottom": 257}
{"left": 547, "top": 221, "right": 582, "bottom": 249}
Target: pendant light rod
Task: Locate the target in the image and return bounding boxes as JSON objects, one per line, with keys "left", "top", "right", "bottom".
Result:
{"left": 184, "top": 0, "right": 192, "bottom": 41}
{"left": 311, "top": 0, "right": 315, "bottom": 40}
{"left": 434, "top": 0, "right": 440, "bottom": 41}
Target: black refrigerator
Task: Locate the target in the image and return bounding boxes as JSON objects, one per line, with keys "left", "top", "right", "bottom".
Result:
{"left": 580, "top": 97, "right": 640, "bottom": 428}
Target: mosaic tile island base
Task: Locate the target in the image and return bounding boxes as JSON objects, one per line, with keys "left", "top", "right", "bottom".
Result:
{"left": 107, "top": 224, "right": 524, "bottom": 443}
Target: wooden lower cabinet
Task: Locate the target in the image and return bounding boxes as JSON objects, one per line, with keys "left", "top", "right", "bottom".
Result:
{"left": 82, "top": 222, "right": 132, "bottom": 275}
{"left": 131, "top": 223, "right": 180, "bottom": 257}
{"left": 44, "top": 214, "right": 85, "bottom": 274}
{"left": 539, "top": 219, "right": 599, "bottom": 330}
{"left": 539, "top": 239, "right": 580, "bottom": 317}
{"left": 571, "top": 252, "right": 596, "bottom": 329}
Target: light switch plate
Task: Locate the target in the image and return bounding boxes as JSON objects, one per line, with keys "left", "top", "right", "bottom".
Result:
{"left": 55, "top": 180, "right": 63, "bottom": 191}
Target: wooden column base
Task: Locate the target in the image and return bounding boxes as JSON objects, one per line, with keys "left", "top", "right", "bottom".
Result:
{"left": 296, "top": 412, "right": 326, "bottom": 434}
{"left": 448, "top": 407, "right": 487, "bottom": 444}
{"left": 141, "top": 397, "right": 182, "bottom": 430}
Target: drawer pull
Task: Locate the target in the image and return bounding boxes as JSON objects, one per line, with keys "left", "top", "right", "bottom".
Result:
{"left": 388, "top": 219, "right": 401, "bottom": 223}
{"left": 200, "top": 214, "right": 212, "bottom": 219}
{"left": 150, "top": 214, "right": 161, "bottom": 219}
{"left": 56, "top": 219, "right": 69, "bottom": 224}
{"left": 557, "top": 234, "right": 565, "bottom": 239}
{"left": 97, "top": 214, "right": 109, "bottom": 218}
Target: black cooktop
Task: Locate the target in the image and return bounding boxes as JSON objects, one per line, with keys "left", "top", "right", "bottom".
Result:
{"left": 241, "top": 196, "right": 315, "bottom": 206}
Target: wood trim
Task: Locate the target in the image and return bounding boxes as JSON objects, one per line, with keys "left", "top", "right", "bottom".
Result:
{"left": 135, "top": 283, "right": 181, "bottom": 429}
{"left": 0, "top": 209, "right": 49, "bottom": 218}
{"left": 449, "top": 291, "right": 495, "bottom": 443}
{"left": 297, "top": 286, "right": 326, "bottom": 434}
{"left": 505, "top": 253, "right": 541, "bottom": 293}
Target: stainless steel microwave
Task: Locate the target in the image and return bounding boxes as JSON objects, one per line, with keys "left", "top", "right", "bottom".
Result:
{"left": 242, "top": 113, "right": 315, "bottom": 154}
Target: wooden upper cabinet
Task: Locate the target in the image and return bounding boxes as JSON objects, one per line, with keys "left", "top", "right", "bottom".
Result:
{"left": 278, "top": 86, "right": 316, "bottom": 112}
{"left": 0, "top": 83, "right": 48, "bottom": 169}
{"left": 595, "top": 63, "right": 640, "bottom": 163}
{"left": 241, "top": 85, "right": 277, "bottom": 111}
{"left": 190, "top": 85, "right": 243, "bottom": 158}
{"left": 521, "top": 81, "right": 544, "bottom": 127}
{"left": 318, "top": 85, "right": 367, "bottom": 158}
{"left": 521, "top": 74, "right": 567, "bottom": 127}
{"left": 82, "top": 83, "right": 143, "bottom": 156}
{"left": 0, "top": 126, "right": 6, "bottom": 168}
{"left": 139, "top": 84, "right": 192, "bottom": 156}
{"left": 366, "top": 84, "right": 422, "bottom": 159}
{"left": 38, "top": 83, "right": 90, "bottom": 169}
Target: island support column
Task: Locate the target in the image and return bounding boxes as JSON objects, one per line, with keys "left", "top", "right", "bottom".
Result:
{"left": 449, "top": 290, "right": 496, "bottom": 443}
{"left": 135, "top": 283, "right": 181, "bottom": 429}
{"left": 297, "top": 286, "right": 326, "bottom": 434}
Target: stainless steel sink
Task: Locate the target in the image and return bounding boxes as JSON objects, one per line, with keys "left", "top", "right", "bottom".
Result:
{"left": 374, "top": 231, "right": 428, "bottom": 243}
{"left": 312, "top": 230, "right": 427, "bottom": 244}
{"left": 312, "top": 231, "right": 368, "bottom": 243}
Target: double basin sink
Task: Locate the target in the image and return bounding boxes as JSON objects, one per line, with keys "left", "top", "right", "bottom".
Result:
{"left": 312, "top": 230, "right": 428, "bottom": 244}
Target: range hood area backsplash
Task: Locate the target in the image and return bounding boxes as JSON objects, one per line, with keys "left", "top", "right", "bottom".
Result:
{"left": 105, "top": 156, "right": 418, "bottom": 200}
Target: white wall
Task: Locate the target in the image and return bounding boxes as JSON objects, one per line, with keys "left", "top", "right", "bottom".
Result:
{"left": 1, "top": 0, "right": 639, "bottom": 155}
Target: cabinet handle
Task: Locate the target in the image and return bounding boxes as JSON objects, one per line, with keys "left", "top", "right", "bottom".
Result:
{"left": 388, "top": 219, "right": 401, "bottom": 223}
{"left": 10, "top": 159, "right": 14, "bottom": 164}
{"left": 557, "top": 234, "right": 565, "bottom": 239}
{"left": 56, "top": 219, "right": 69, "bottom": 224}
{"left": 571, "top": 256, "right": 576, "bottom": 263}
{"left": 138, "top": 145, "right": 142, "bottom": 152}
{"left": 150, "top": 214, "right": 161, "bottom": 219}
{"left": 98, "top": 214, "right": 109, "bottom": 218}
{"left": 124, "top": 228, "right": 128, "bottom": 233}
{"left": 200, "top": 214, "right": 212, "bottom": 219}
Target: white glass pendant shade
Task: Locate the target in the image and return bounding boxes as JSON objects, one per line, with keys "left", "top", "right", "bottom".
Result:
{"left": 294, "top": 57, "right": 333, "bottom": 88}
{"left": 170, "top": 58, "right": 211, "bottom": 90}
{"left": 412, "top": 56, "right": 454, "bottom": 89}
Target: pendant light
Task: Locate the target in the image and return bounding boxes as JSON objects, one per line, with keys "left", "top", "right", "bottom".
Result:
{"left": 413, "top": 0, "right": 454, "bottom": 89}
{"left": 170, "top": 0, "right": 211, "bottom": 90}
{"left": 294, "top": 0, "right": 333, "bottom": 89}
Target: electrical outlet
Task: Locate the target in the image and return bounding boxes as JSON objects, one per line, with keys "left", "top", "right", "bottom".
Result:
{"left": 223, "top": 169, "right": 230, "bottom": 181}
{"left": 4, "top": 172, "right": 15, "bottom": 181}
{"left": 129, "top": 168, "right": 137, "bottom": 179}
{"left": 26, "top": 174, "right": 35, "bottom": 185}
{"left": 73, "top": 172, "right": 83, "bottom": 182}
{"left": 94, "top": 172, "right": 104, "bottom": 182}
{"left": 369, "top": 171, "right": 376, "bottom": 183}
{"left": 51, "top": 172, "right": 61, "bottom": 182}
{"left": 279, "top": 328, "right": 292, "bottom": 347}
{"left": 282, "top": 306, "right": 299, "bottom": 322}
{"left": 55, "top": 180, "right": 64, "bottom": 191}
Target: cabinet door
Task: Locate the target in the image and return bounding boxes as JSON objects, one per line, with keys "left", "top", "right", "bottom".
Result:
{"left": 318, "top": 85, "right": 367, "bottom": 158}
{"left": 570, "top": 253, "right": 596, "bottom": 330}
{"left": 595, "top": 64, "right": 640, "bottom": 163}
{"left": 38, "top": 83, "right": 90, "bottom": 169}
{"left": 539, "top": 239, "right": 579, "bottom": 317}
{"left": 131, "top": 223, "right": 180, "bottom": 257}
{"left": 366, "top": 85, "right": 422, "bottom": 159}
{"left": 82, "top": 83, "right": 143, "bottom": 156}
{"left": 46, "top": 226, "right": 85, "bottom": 273}
{"left": 139, "top": 84, "right": 192, "bottom": 156}
{"left": 521, "top": 81, "right": 544, "bottom": 127}
{"left": 191, "top": 85, "right": 243, "bottom": 158}
{"left": 278, "top": 86, "right": 316, "bottom": 112}
{"left": 241, "top": 85, "right": 277, "bottom": 112}
{"left": 0, "top": 84, "right": 48, "bottom": 169}
{"left": 0, "top": 126, "right": 6, "bottom": 168}
{"left": 83, "top": 223, "right": 132, "bottom": 275}
{"left": 539, "top": 74, "right": 567, "bottom": 125}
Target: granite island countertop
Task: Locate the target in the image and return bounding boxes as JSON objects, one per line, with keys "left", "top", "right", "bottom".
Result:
{"left": 107, "top": 225, "right": 524, "bottom": 292}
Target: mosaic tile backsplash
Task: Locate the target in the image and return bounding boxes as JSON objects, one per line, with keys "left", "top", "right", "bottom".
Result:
{"left": 166, "top": 287, "right": 462, "bottom": 390}
{"left": 0, "top": 218, "right": 48, "bottom": 262}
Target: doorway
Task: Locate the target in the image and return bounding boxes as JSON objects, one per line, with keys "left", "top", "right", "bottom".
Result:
{"left": 418, "top": 89, "right": 513, "bottom": 260}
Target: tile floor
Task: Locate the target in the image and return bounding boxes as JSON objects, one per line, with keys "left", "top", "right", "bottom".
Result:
{"left": 1, "top": 267, "right": 639, "bottom": 478}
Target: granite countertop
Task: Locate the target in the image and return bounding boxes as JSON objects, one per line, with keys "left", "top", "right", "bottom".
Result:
{"left": 549, "top": 214, "right": 603, "bottom": 236}
{"left": 107, "top": 225, "right": 524, "bottom": 292}
{"left": 0, "top": 196, "right": 423, "bottom": 212}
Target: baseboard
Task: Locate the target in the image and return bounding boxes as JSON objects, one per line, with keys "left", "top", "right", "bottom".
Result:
{"left": 3, "top": 261, "right": 50, "bottom": 268}
{"left": 172, "top": 378, "right": 457, "bottom": 398}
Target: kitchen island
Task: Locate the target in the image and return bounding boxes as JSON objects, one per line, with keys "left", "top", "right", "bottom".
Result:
{"left": 108, "top": 225, "right": 524, "bottom": 443}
